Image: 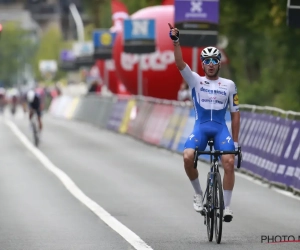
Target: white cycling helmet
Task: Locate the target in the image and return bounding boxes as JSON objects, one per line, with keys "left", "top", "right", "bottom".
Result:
{"left": 200, "top": 46, "right": 221, "bottom": 61}
{"left": 27, "top": 90, "right": 35, "bottom": 102}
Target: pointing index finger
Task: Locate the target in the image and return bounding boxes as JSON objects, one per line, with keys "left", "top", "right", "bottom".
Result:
{"left": 168, "top": 23, "right": 174, "bottom": 29}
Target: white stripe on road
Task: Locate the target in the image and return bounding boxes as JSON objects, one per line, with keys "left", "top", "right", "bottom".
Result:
{"left": 5, "top": 120, "right": 153, "bottom": 250}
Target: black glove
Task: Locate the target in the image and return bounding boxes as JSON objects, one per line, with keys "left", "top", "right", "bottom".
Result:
{"left": 168, "top": 23, "right": 179, "bottom": 42}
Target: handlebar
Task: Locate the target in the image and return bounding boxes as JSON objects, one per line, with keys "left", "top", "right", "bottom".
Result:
{"left": 194, "top": 146, "right": 242, "bottom": 169}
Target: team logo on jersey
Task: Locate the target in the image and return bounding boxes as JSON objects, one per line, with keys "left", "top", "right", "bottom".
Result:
{"left": 218, "top": 83, "right": 227, "bottom": 90}
{"left": 233, "top": 94, "right": 239, "bottom": 106}
{"left": 204, "top": 81, "right": 210, "bottom": 85}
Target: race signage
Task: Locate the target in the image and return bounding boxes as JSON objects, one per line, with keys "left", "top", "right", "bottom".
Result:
{"left": 123, "top": 19, "right": 156, "bottom": 54}
{"left": 93, "top": 30, "right": 117, "bottom": 59}
{"left": 174, "top": 0, "right": 219, "bottom": 47}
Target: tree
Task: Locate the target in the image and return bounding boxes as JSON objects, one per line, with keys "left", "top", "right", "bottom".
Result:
{"left": 32, "top": 23, "right": 73, "bottom": 82}
{"left": 0, "top": 22, "right": 35, "bottom": 87}
{"left": 219, "top": 0, "right": 300, "bottom": 111}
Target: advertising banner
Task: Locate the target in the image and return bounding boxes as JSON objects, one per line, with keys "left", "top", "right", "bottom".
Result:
{"left": 171, "top": 106, "right": 191, "bottom": 152}
{"left": 123, "top": 19, "right": 156, "bottom": 54}
{"left": 59, "top": 50, "right": 78, "bottom": 71}
{"left": 127, "top": 100, "right": 154, "bottom": 139}
{"left": 73, "top": 41, "right": 95, "bottom": 67}
{"left": 119, "top": 99, "right": 136, "bottom": 134}
{"left": 160, "top": 106, "right": 185, "bottom": 149}
{"left": 93, "top": 30, "right": 117, "bottom": 59}
{"left": 177, "top": 108, "right": 195, "bottom": 153}
{"left": 274, "top": 120, "right": 300, "bottom": 187}
{"left": 143, "top": 104, "right": 174, "bottom": 145}
{"left": 106, "top": 98, "right": 129, "bottom": 131}
{"left": 174, "top": 0, "right": 219, "bottom": 47}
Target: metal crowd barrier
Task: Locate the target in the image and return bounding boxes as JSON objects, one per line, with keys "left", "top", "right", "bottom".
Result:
{"left": 48, "top": 94, "right": 300, "bottom": 196}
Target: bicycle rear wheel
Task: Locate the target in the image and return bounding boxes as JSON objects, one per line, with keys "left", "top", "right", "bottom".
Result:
{"left": 32, "top": 121, "right": 39, "bottom": 147}
{"left": 214, "top": 172, "right": 224, "bottom": 244}
{"left": 205, "top": 173, "right": 214, "bottom": 242}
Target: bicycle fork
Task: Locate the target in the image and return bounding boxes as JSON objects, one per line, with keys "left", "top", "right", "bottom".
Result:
{"left": 203, "top": 172, "right": 215, "bottom": 225}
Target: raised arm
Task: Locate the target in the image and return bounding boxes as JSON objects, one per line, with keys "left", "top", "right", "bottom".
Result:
{"left": 168, "top": 23, "right": 197, "bottom": 89}
{"left": 168, "top": 23, "right": 186, "bottom": 70}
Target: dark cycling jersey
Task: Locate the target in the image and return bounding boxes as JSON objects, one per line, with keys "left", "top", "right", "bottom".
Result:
{"left": 28, "top": 94, "right": 41, "bottom": 117}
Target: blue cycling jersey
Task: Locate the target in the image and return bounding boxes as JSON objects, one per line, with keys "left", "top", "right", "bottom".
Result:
{"left": 180, "top": 64, "right": 239, "bottom": 124}
{"left": 180, "top": 64, "right": 239, "bottom": 151}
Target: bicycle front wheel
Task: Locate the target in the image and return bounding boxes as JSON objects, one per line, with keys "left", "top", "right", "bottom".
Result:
{"left": 32, "top": 121, "right": 39, "bottom": 147}
{"left": 214, "top": 172, "right": 224, "bottom": 244}
{"left": 205, "top": 173, "right": 214, "bottom": 242}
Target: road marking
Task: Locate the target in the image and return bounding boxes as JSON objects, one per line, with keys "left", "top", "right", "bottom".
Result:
{"left": 5, "top": 120, "right": 153, "bottom": 250}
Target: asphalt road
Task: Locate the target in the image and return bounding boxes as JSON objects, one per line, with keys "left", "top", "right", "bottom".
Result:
{"left": 1, "top": 108, "right": 300, "bottom": 250}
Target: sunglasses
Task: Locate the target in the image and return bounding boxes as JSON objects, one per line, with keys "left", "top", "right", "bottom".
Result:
{"left": 202, "top": 58, "right": 220, "bottom": 65}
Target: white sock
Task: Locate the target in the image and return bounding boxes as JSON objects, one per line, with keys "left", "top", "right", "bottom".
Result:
{"left": 191, "top": 178, "right": 203, "bottom": 195}
{"left": 223, "top": 190, "right": 232, "bottom": 207}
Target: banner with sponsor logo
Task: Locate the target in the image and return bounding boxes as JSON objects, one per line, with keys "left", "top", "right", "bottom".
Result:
{"left": 160, "top": 105, "right": 186, "bottom": 149}
{"left": 123, "top": 19, "right": 156, "bottom": 54}
{"left": 127, "top": 100, "right": 154, "bottom": 139}
{"left": 239, "top": 112, "right": 300, "bottom": 190}
{"left": 143, "top": 104, "right": 174, "bottom": 145}
{"left": 119, "top": 99, "right": 136, "bottom": 134}
{"left": 174, "top": 0, "right": 219, "bottom": 47}
{"left": 177, "top": 108, "right": 195, "bottom": 153}
{"left": 106, "top": 97, "right": 129, "bottom": 131}
{"left": 93, "top": 30, "right": 117, "bottom": 59}
{"left": 170, "top": 106, "right": 191, "bottom": 152}
{"left": 240, "top": 112, "right": 283, "bottom": 178}
{"left": 73, "top": 41, "right": 95, "bottom": 67}
{"left": 59, "top": 50, "right": 78, "bottom": 71}
{"left": 274, "top": 120, "right": 300, "bottom": 187}
{"left": 291, "top": 148, "right": 300, "bottom": 192}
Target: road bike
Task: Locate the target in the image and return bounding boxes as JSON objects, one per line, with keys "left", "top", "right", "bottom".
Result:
{"left": 194, "top": 139, "right": 242, "bottom": 244}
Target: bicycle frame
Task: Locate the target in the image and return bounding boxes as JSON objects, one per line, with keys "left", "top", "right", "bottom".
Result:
{"left": 199, "top": 140, "right": 220, "bottom": 213}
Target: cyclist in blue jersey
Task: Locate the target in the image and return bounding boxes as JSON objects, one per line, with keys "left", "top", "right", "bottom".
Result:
{"left": 169, "top": 24, "right": 240, "bottom": 222}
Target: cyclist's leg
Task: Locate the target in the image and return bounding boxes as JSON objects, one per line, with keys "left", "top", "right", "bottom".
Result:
{"left": 183, "top": 129, "right": 208, "bottom": 181}
{"left": 214, "top": 123, "right": 235, "bottom": 219}
{"left": 183, "top": 126, "right": 208, "bottom": 211}
{"left": 29, "top": 108, "right": 34, "bottom": 120}
{"left": 37, "top": 109, "right": 42, "bottom": 131}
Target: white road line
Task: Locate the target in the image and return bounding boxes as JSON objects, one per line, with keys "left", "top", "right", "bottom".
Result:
{"left": 5, "top": 120, "right": 153, "bottom": 250}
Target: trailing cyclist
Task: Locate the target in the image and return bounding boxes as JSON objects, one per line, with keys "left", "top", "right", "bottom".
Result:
{"left": 168, "top": 23, "right": 240, "bottom": 222}
{"left": 27, "top": 90, "right": 43, "bottom": 132}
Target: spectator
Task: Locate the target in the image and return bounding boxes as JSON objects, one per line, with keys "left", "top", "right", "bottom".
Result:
{"left": 177, "top": 81, "right": 191, "bottom": 101}
{"left": 88, "top": 81, "right": 101, "bottom": 94}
